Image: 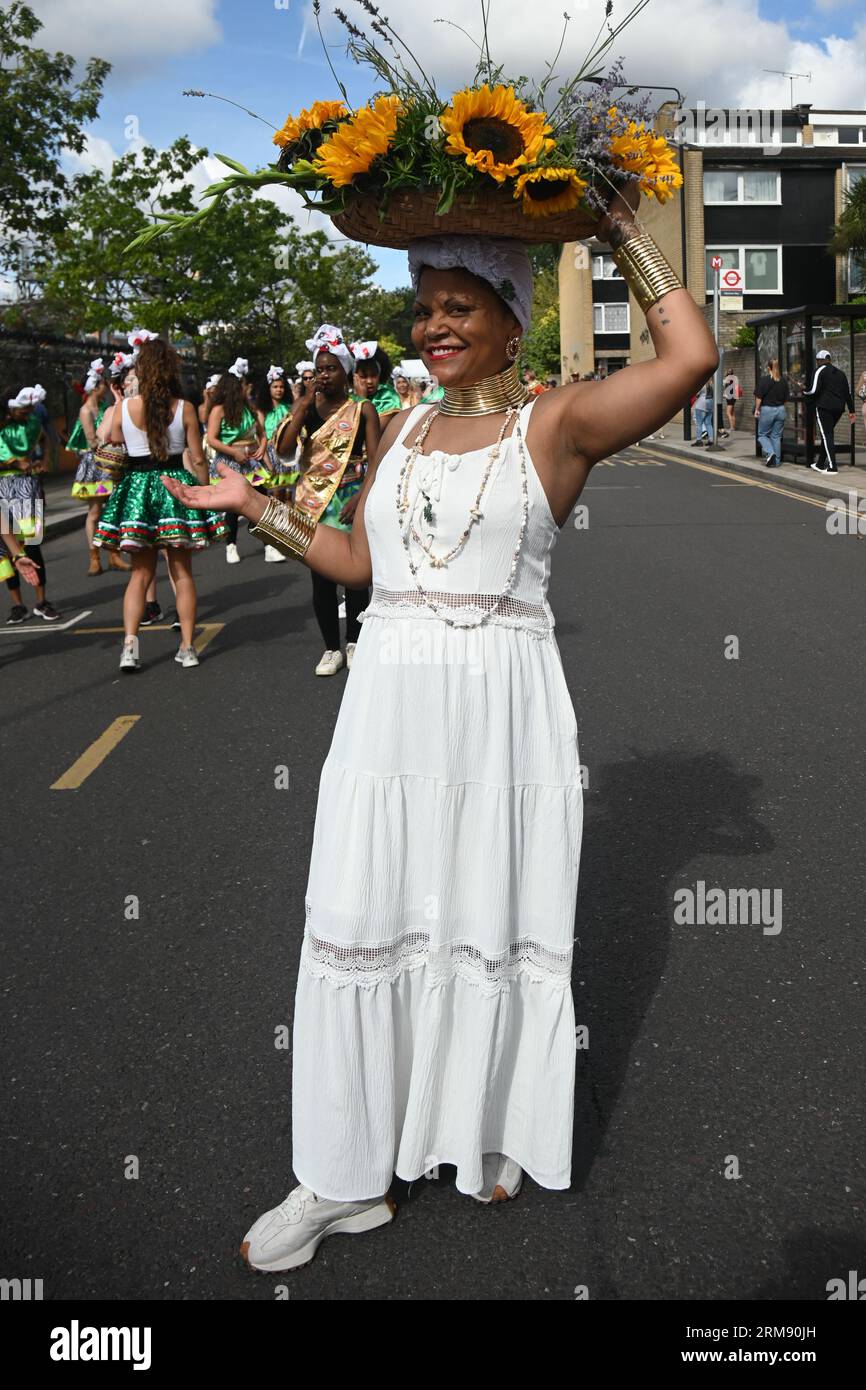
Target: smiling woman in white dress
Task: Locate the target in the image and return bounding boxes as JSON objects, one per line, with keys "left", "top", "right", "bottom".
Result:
{"left": 162, "top": 190, "right": 717, "bottom": 1272}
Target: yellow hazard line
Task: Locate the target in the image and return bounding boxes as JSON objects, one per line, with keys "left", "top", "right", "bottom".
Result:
{"left": 51, "top": 715, "right": 141, "bottom": 790}
{"left": 71, "top": 621, "right": 225, "bottom": 653}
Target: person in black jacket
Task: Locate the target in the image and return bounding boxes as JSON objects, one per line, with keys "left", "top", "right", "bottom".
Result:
{"left": 802, "top": 350, "right": 856, "bottom": 474}
{"left": 753, "top": 359, "right": 789, "bottom": 467}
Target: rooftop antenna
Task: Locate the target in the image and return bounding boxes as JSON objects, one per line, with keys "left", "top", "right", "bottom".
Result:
{"left": 763, "top": 69, "right": 812, "bottom": 106}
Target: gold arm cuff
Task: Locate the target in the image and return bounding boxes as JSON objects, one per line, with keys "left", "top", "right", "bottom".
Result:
{"left": 248, "top": 496, "right": 317, "bottom": 560}
{"left": 611, "top": 231, "right": 683, "bottom": 314}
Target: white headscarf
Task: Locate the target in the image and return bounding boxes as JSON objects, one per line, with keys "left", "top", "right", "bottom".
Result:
{"left": 109, "top": 352, "right": 134, "bottom": 378}
{"left": 7, "top": 388, "right": 35, "bottom": 409}
{"left": 30, "top": 383, "right": 47, "bottom": 403}
{"left": 407, "top": 234, "right": 533, "bottom": 332}
{"left": 295, "top": 360, "right": 315, "bottom": 375}
{"left": 128, "top": 328, "right": 158, "bottom": 359}
{"left": 266, "top": 365, "right": 285, "bottom": 383}
{"left": 305, "top": 324, "right": 355, "bottom": 379}
{"left": 227, "top": 357, "right": 249, "bottom": 379}
{"left": 84, "top": 358, "right": 106, "bottom": 392}
{"left": 205, "top": 373, "right": 221, "bottom": 391}
{"left": 350, "top": 340, "right": 378, "bottom": 362}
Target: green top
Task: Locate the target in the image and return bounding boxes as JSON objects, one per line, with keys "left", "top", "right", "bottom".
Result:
{"left": 218, "top": 406, "right": 257, "bottom": 444}
{"left": 264, "top": 400, "right": 290, "bottom": 440}
{"left": 67, "top": 399, "right": 108, "bottom": 452}
{"left": 0, "top": 412, "right": 42, "bottom": 463}
{"left": 421, "top": 384, "right": 445, "bottom": 402}
{"left": 351, "top": 381, "right": 402, "bottom": 416}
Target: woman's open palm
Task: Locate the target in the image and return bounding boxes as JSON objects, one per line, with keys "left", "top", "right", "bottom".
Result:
{"left": 161, "top": 460, "right": 252, "bottom": 514}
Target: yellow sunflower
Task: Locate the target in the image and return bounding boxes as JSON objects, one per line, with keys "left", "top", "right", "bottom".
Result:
{"left": 440, "top": 84, "right": 555, "bottom": 183}
{"left": 273, "top": 100, "right": 349, "bottom": 150}
{"left": 513, "top": 166, "right": 587, "bottom": 217}
{"left": 313, "top": 95, "right": 404, "bottom": 187}
{"left": 609, "top": 118, "right": 683, "bottom": 203}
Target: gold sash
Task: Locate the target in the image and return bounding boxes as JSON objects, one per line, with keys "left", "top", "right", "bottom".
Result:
{"left": 294, "top": 398, "right": 364, "bottom": 521}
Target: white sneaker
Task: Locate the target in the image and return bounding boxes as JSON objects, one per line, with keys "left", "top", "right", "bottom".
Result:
{"left": 810, "top": 462, "right": 829, "bottom": 474}
{"left": 315, "top": 649, "right": 344, "bottom": 676}
{"left": 240, "top": 1183, "right": 396, "bottom": 1272}
{"left": 264, "top": 544, "right": 287, "bottom": 563}
{"left": 175, "top": 644, "right": 199, "bottom": 667}
{"left": 346, "top": 641, "right": 356, "bottom": 669}
{"left": 226, "top": 543, "right": 241, "bottom": 564}
{"left": 119, "top": 636, "right": 140, "bottom": 672}
{"left": 468, "top": 1153, "right": 524, "bottom": 1203}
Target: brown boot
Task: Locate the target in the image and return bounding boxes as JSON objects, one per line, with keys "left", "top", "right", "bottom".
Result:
{"left": 87, "top": 546, "right": 103, "bottom": 576}
{"left": 107, "top": 550, "right": 131, "bottom": 572}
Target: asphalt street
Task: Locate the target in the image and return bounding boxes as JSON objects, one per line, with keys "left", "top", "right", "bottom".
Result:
{"left": 2, "top": 449, "right": 864, "bottom": 1301}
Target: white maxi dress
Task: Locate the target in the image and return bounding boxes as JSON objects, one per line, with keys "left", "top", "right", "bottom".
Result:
{"left": 291, "top": 396, "right": 583, "bottom": 1200}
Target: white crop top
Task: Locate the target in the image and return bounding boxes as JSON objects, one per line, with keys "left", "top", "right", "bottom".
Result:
{"left": 122, "top": 398, "right": 186, "bottom": 457}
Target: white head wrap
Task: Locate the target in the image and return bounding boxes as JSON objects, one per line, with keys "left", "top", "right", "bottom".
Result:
{"left": 295, "top": 360, "right": 315, "bottom": 375}
{"left": 30, "top": 383, "right": 47, "bottom": 403}
{"left": 109, "top": 352, "right": 134, "bottom": 378}
{"left": 350, "top": 340, "right": 378, "bottom": 363}
{"left": 83, "top": 358, "right": 106, "bottom": 392}
{"left": 205, "top": 373, "right": 221, "bottom": 391}
{"left": 127, "top": 328, "right": 158, "bottom": 359}
{"left": 305, "top": 324, "right": 355, "bottom": 379}
{"left": 7, "top": 388, "right": 35, "bottom": 409}
{"left": 407, "top": 234, "right": 533, "bottom": 332}
{"left": 266, "top": 365, "right": 285, "bottom": 383}
{"left": 227, "top": 357, "right": 249, "bottom": 379}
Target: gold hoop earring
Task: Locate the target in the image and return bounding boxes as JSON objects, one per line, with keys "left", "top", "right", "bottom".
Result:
{"left": 506, "top": 336, "right": 521, "bottom": 362}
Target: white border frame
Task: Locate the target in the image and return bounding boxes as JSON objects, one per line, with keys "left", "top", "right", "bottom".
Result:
{"left": 704, "top": 243, "right": 784, "bottom": 295}
{"left": 593, "top": 302, "right": 631, "bottom": 334}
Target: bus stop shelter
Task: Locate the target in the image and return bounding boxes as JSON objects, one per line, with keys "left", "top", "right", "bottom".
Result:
{"left": 749, "top": 304, "right": 860, "bottom": 469}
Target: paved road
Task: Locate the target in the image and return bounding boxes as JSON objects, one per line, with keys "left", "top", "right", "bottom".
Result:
{"left": 2, "top": 451, "right": 864, "bottom": 1301}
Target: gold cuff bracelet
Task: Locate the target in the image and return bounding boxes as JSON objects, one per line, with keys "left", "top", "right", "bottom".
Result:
{"left": 611, "top": 230, "right": 683, "bottom": 314}
{"left": 248, "top": 496, "right": 317, "bottom": 560}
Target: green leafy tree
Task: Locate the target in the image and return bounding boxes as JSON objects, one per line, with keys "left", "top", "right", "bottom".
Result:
{"left": 520, "top": 266, "right": 560, "bottom": 378}
{"left": 0, "top": 2, "right": 108, "bottom": 268}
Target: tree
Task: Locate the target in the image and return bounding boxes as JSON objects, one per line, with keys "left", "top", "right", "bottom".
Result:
{"left": 0, "top": 2, "right": 108, "bottom": 268}
{"left": 18, "top": 137, "right": 417, "bottom": 376}
{"left": 520, "top": 266, "right": 561, "bottom": 378}
{"left": 830, "top": 173, "right": 866, "bottom": 293}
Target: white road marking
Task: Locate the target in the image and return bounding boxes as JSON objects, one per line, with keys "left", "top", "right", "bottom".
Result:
{"left": 0, "top": 609, "right": 92, "bottom": 634}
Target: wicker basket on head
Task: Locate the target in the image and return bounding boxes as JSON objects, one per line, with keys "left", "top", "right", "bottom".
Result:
{"left": 331, "top": 186, "right": 598, "bottom": 249}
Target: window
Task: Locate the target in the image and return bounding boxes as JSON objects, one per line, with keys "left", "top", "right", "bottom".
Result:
{"left": 594, "top": 302, "right": 630, "bottom": 333}
{"left": 705, "top": 245, "right": 782, "bottom": 293}
{"left": 592, "top": 254, "right": 622, "bottom": 279}
{"left": 812, "top": 128, "right": 837, "bottom": 145}
{"left": 703, "top": 170, "right": 780, "bottom": 203}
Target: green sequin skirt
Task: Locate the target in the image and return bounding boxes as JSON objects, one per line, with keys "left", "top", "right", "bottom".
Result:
{"left": 93, "top": 467, "right": 229, "bottom": 550}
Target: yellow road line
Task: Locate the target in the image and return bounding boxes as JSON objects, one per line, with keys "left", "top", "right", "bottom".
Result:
{"left": 633, "top": 448, "right": 862, "bottom": 517}
{"left": 51, "top": 715, "right": 140, "bottom": 791}
{"left": 71, "top": 622, "right": 225, "bottom": 651}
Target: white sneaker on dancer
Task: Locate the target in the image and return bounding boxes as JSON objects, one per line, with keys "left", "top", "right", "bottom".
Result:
{"left": 226, "top": 543, "right": 241, "bottom": 564}
{"left": 119, "top": 636, "right": 140, "bottom": 672}
{"left": 240, "top": 1184, "right": 396, "bottom": 1272}
{"left": 468, "top": 1153, "right": 524, "bottom": 1203}
{"left": 264, "top": 544, "right": 286, "bottom": 563}
{"left": 315, "top": 649, "right": 344, "bottom": 676}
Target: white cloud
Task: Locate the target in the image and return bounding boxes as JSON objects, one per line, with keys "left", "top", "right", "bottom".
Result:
{"left": 26, "top": 0, "right": 220, "bottom": 67}
{"left": 303, "top": 0, "right": 866, "bottom": 109}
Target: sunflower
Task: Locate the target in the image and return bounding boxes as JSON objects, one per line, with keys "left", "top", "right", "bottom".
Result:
{"left": 609, "top": 118, "right": 683, "bottom": 203}
{"left": 440, "top": 84, "right": 554, "bottom": 183}
{"left": 313, "top": 95, "right": 404, "bottom": 187}
{"left": 273, "top": 100, "right": 349, "bottom": 150}
{"left": 514, "top": 166, "right": 587, "bottom": 217}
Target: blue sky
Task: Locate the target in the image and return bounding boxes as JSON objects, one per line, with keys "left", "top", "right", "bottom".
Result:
{"left": 29, "top": 0, "right": 866, "bottom": 290}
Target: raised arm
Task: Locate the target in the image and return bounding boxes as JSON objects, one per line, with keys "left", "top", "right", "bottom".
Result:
{"left": 560, "top": 198, "right": 718, "bottom": 468}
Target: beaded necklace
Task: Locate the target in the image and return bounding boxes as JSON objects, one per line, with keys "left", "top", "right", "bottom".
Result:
{"left": 395, "top": 402, "right": 531, "bottom": 630}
